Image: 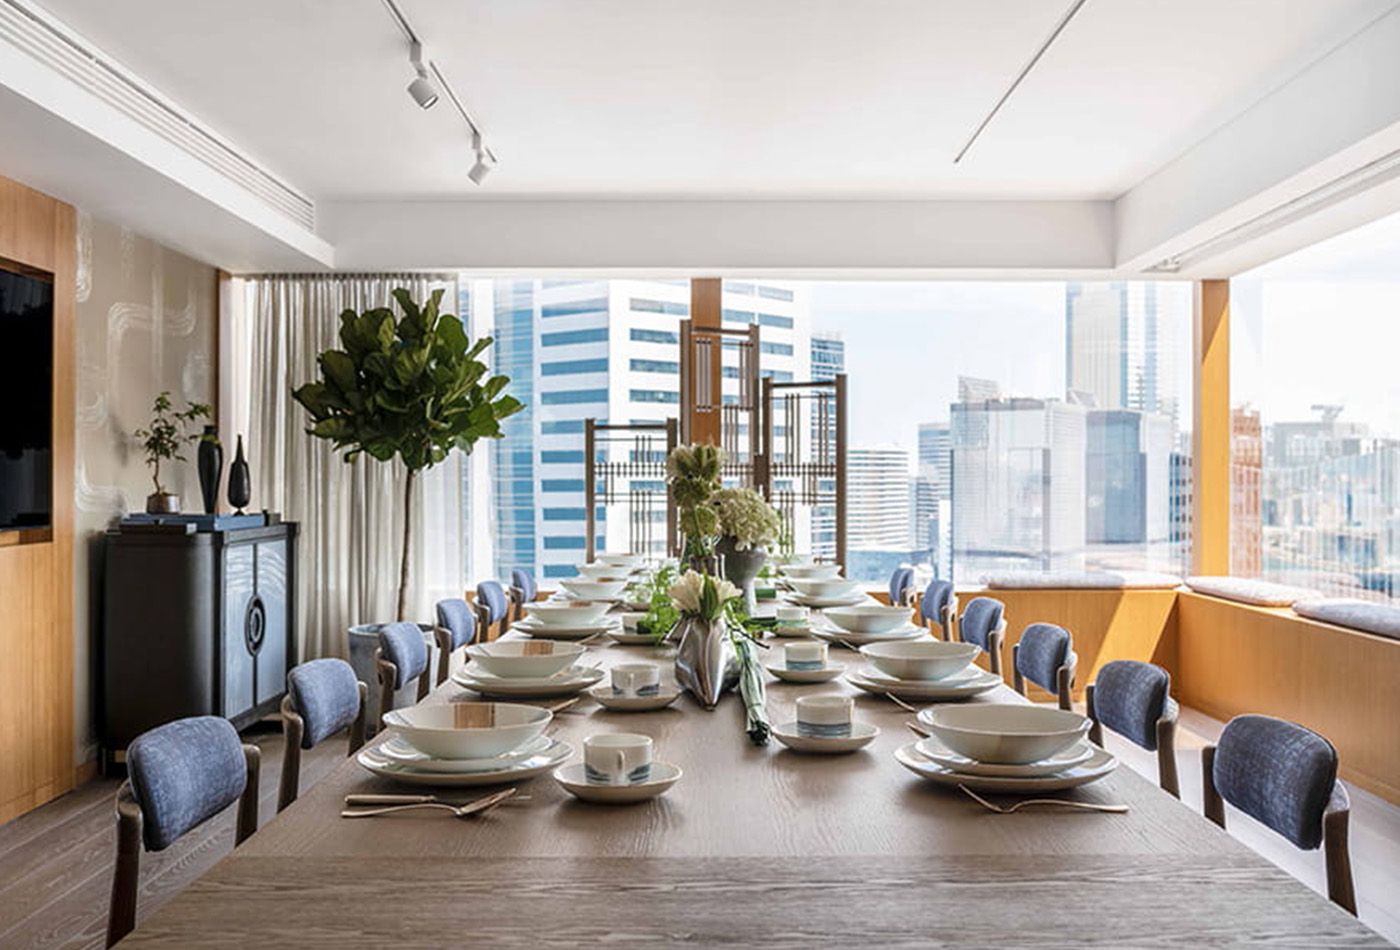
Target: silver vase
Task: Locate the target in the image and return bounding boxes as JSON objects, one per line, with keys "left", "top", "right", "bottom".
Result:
{"left": 717, "top": 538, "right": 766, "bottom": 615}
{"left": 672, "top": 615, "right": 738, "bottom": 709}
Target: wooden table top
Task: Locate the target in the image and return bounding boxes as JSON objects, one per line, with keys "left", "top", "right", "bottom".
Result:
{"left": 123, "top": 633, "right": 1386, "bottom": 947}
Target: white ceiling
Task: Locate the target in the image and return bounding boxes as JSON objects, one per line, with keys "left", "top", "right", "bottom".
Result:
{"left": 33, "top": 0, "right": 1400, "bottom": 202}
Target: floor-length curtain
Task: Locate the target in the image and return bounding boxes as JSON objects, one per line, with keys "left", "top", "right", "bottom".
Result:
{"left": 242, "top": 274, "right": 465, "bottom": 661}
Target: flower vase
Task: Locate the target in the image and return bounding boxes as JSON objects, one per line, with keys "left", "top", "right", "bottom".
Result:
{"left": 672, "top": 615, "right": 738, "bottom": 709}
{"left": 717, "top": 538, "right": 766, "bottom": 615}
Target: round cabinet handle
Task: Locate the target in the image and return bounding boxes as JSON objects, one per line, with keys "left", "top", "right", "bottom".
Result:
{"left": 245, "top": 595, "right": 267, "bottom": 655}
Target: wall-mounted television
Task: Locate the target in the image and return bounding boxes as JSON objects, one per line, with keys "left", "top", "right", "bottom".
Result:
{"left": 0, "top": 260, "right": 53, "bottom": 532}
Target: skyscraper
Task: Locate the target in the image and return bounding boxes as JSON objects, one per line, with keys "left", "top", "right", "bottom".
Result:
{"left": 847, "top": 444, "right": 913, "bottom": 580}
{"left": 1084, "top": 409, "right": 1172, "bottom": 546}
{"left": 1065, "top": 282, "right": 1182, "bottom": 423}
{"left": 809, "top": 331, "right": 844, "bottom": 561}
{"left": 914, "top": 422, "right": 952, "bottom": 573}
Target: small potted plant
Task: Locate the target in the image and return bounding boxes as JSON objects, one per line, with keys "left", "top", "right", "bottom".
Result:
{"left": 132, "top": 391, "right": 211, "bottom": 514}
{"left": 713, "top": 487, "right": 782, "bottom": 612}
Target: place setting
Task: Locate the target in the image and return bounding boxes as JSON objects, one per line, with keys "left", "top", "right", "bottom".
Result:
{"left": 771, "top": 693, "right": 879, "bottom": 754}
{"left": 453, "top": 639, "right": 605, "bottom": 698}
{"left": 608, "top": 610, "right": 668, "bottom": 646}
{"left": 764, "top": 640, "right": 844, "bottom": 683}
{"left": 809, "top": 603, "right": 927, "bottom": 647}
{"left": 780, "top": 574, "right": 870, "bottom": 610}
{"left": 553, "top": 732, "right": 683, "bottom": 804}
{"left": 846, "top": 639, "right": 1003, "bottom": 701}
{"left": 588, "top": 661, "right": 683, "bottom": 711}
{"left": 511, "top": 599, "right": 620, "bottom": 641}
{"left": 768, "top": 605, "right": 817, "bottom": 638}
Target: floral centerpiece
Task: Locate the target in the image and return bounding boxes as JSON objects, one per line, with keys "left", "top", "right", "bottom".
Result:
{"left": 713, "top": 487, "right": 782, "bottom": 612}
{"left": 666, "top": 443, "right": 723, "bottom": 568}
{"left": 668, "top": 570, "right": 770, "bottom": 743}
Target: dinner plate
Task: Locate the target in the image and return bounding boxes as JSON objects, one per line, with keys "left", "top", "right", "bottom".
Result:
{"left": 453, "top": 665, "right": 605, "bottom": 698}
{"left": 894, "top": 742, "right": 1118, "bottom": 793}
{"left": 378, "top": 734, "right": 558, "bottom": 773}
{"left": 913, "top": 735, "right": 1096, "bottom": 777}
{"left": 847, "top": 667, "right": 1002, "bottom": 701}
{"left": 357, "top": 740, "right": 573, "bottom": 787}
{"left": 771, "top": 720, "right": 879, "bottom": 754}
{"left": 763, "top": 661, "right": 845, "bottom": 684}
{"left": 607, "top": 629, "right": 666, "bottom": 646}
{"left": 809, "top": 624, "right": 926, "bottom": 647}
{"left": 587, "top": 684, "right": 683, "bottom": 711}
{"left": 784, "top": 593, "right": 870, "bottom": 609}
{"left": 854, "top": 664, "right": 981, "bottom": 688}
{"left": 553, "top": 761, "right": 682, "bottom": 804}
{"left": 513, "top": 618, "right": 618, "bottom": 640}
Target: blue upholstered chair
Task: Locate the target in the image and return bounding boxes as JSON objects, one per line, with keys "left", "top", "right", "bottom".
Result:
{"left": 888, "top": 566, "right": 915, "bottom": 606}
{"left": 278, "top": 658, "right": 368, "bottom": 811}
{"left": 108, "top": 716, "right": 259, "bottom": 946}
{"left": 1203, "top": 715, "right": 1355, "bottom": 914}
{"left": 375, "top": 621, "right": 433, "bottom": 728}
{"left": 434, "top": 597, "right": 478, "bottom": 685}
{"left": 1086, "top": 659, "right": 1180, "bottom": 797}
{"left": 1011, "top": 622, "right": 1076, "bottom": 710}
{"left": 957, "top": 596, "right": 1006, "bottom": 675}
{"left": 509, "top": 568, "right": 538, "bottom": 624}
{"left": 475, "top": 579, "right": 511, "bottom": 640}
{"left": 918, "top": 578, "right": 957, "bottom": 640}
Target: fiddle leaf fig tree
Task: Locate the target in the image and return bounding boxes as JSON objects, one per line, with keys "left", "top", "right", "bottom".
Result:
{"left": 293, "top": 288, "right": 523, "bottom": 620}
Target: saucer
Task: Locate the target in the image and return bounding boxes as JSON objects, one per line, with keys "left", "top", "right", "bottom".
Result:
{"left": 894, "top": 742, "right": 1118, "bottom": 793}
{"left": 553, "top": 761, "right": 683, "bottom": 804}
{"left": 770, "top": 625, "right": 815, "bottom": 638}
{"left": 453, "top": 665, "right": 605, "bottom": 698}
{"left": 607, "top": 629, "right": 665, "bottom": 646}
{"left": 847, "top": 667, "right": 1002, "bottom": 701}
{"left": 588, "top": 684, "right": 683, "bottom": 711}
{"left": 378, "top": 734, "right": 556, "bottom": 773}
{"left": 771, "top": 720, "right": 878, "bottom": 754}
{"left": 913, "top": 735, "right": 1096, "bottom": 777}
{"left": 357, "top": 740, "right": 572, "bottom": 787}
{"left": 763, "top": 660, "right": 845, "bottom": 683}
{"left": 784, "top": 592, "right": 869, "bottom": 609}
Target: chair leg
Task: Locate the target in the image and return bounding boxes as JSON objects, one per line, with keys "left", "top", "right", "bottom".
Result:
{"left": 348, "top": 681, "right": 369, "bottom": 754}
{"left": 236, "top": 745, "right": 260, "bottom": 845}
{"left": 1202, "top": 745, "right": 1225, "bottom": 828}
{"left": 1055, "top": 664, "right": 1072, "bottom": 711}
{"left": 277, "top": 699, "right": 304, "bottom": 813}
{"left": 433, "top": 626, "right": 453, "bottom": 686}
{"left": 1155, "top": 716, "right": 1181, "bottom": 799}
{"left": 107, "top": 784, "right": 143, "bottom": 948}
{"left": 987, "top": 629, "right": 1003, "bottom": 678}
{"left": 1324, "top": 785, "right": 1357, "bottom": 915}
{"left": 377, "top": 659, "right": 399, "bottom": 730}
{"left": 415, "top": 668, "right": 432, "bottom": 703}
{"left": 1011, "top": 644, "right": 1024, "bottom": 695}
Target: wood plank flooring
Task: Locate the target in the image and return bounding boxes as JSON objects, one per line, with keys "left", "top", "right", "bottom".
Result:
{"left": 1, "top": 708, "right": 1397, "bottom": 948}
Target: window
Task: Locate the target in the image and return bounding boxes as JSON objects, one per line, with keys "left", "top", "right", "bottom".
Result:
{"left": 630, "top": 298, "right": 688, "bottom": 316}
{"left": 631, "top": 389, "right": 680, "bottom": 404}
{"left": 542, "top": 327, "right": 608, "bottom": 346}
{"left": 542, "top": 297, "right": 609, "bottom": 317}
{"left": 761, "top": 341, "right": 794, "bottom": 356}
{"left": 541, "top": 450, "right": 584, "bottom": 464}
{"left": 758, "top": 313, "right": 794, "bottom": 329}
{"left": 630, "top": 328, "right": 678, "bottom": 344}
{"left": 541, "top": 479, "right": 585, "bottom": 493}
{"left": 542, "top": 358, "right": 608, "bottom": 376}
{"left": 630, "top": 358, "right": 679, "bottom": 374}
{"left": 541, "top": 419, "right": 586, "bottom": 434}
{"left": 759, "top": 286, "right": 795, "bottom": 302}
{"left": 540, "top": 389, "right": 608, "bottom": 405}
{"left": 722, "top": 308, "right": 754, "bottom": 324}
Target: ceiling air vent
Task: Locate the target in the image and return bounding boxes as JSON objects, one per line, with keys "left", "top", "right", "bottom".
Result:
{"left": 0, "top": 0, "right": 316, "bottom": 231}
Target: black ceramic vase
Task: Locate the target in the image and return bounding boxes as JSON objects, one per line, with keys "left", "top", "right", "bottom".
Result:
{"left": 228, "top": 434, "right": 251, "bottom": 515}
{"left": 197, "top": 425, "right": 222, "bottom": 515}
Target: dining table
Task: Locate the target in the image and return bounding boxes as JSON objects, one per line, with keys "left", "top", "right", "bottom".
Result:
{"left": 120, "top": 624, "right": 1388, "bottom": 947}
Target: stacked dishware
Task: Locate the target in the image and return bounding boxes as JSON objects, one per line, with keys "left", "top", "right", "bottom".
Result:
{"left": 771, "top": 693, "right": 879, "bottom": 754}
{"left": 810, "top": 603, "right": 925, "bottom": 647}
{"left": 846, "top": 640, "right": 1002, "bottom": 700}
{"left": 783, "top": 575, "right": 866, "bottom": 609}
{"left": 512, "top": 600, "right": 618, "bottom": 641}
{"left": 555, "top": 575, "right": 630, "bottom": 602}
{"left": 589, "top": 661, "right": 682, "bottom": 711}
{"left": 895, "top": 704, "right": 1117, "bottom": 792}
{"left": 763, "top": 641, "right": 844, "bottom": 683}
{"left": 553, "top": 732, "right": 683, "bottom": 804}
{"left": 358, "top": 701, "right": 572, "bottom": 786}
{"left": 770, "top": 605, "right": 813, "bottom": 637}
{"left": 453, "top": 640, "right": 605, "bottom": 698}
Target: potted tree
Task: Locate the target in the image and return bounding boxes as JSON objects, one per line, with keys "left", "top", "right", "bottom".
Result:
{"left": 132, "top": 391, "right": 211, "bottom": 513}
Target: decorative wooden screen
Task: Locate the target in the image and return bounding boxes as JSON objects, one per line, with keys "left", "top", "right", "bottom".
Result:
{"left": 584, "top": 419, "right": 679, "bottom": 561}
{"left": 758, "top": 375, "right": 848, "bottom": 571}
{"left": 679, "top": 319, "right": 761, "bottom": 489}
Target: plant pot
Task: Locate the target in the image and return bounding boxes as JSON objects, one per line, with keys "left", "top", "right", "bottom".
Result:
{"left": 145, "top": 492, "right": 181, "bottom": 514}
{"left": 717, "top": 538, "right": 766, "bottom": 614}
{"left": 672, "top": 615, "right": 737, "bottom": 710}
{"left": 348, "top": 622, "right": 439, "bottom": 734}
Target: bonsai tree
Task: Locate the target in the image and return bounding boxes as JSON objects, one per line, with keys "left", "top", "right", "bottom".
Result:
{"left": 293, "top": 288, "right": 523, "bottom": 620}
{"left": 132, "top": 391, "right": 211, "bottom": 502}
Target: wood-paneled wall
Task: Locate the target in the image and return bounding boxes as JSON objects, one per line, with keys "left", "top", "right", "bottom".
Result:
{"left": 0, "top": 176, "right": 76, "bottom": 824}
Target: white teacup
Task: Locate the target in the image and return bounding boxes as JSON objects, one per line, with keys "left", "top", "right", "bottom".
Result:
{"left": 776, "top": 605, "right": 808, "bottom": 628}
{"left": 785, "top": 641, "right": 828, "bottom": 671}
{"left": 611, "top": 662, "right": 661, "bottom": 697}
{"left": 796, "top": 694, "right": 853, "bottom": 739}
{"left": 584, "top": 733, "right": 653, "bottom": 785}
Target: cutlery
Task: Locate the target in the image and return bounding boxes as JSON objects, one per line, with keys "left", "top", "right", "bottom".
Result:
{"left": 544, "top": 697, "right": 580, "bottom": 713}
{"left": 344, "top": 792, "right": 532, "bottom": 807}
{"left": 341, "top": 787, "right": 517, "bottom": 819}
{"left": 958, "top": 784, "right": 1128, "bottom": 814}
{"left": 883, "top": 691, "right": 921, "bottom": 713}
{"left": 905, "top": 720, "right": 931, "bottom": 738}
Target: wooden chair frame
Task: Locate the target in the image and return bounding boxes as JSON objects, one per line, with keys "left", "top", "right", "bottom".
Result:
{"left": 376, "top": 646, "right": 433, "bottom": 730}
{"left": 277, "top": 682, "right": 368, "bottom": 812}
{"left": 957, "top": 615, "right": 1005, "bottom": 676}
{"left": 912, "top": 590, "right": 958, "bottom": 642}
{"left": 472, "top": 596, "right": 508, "bottom": 643}
{"left": 1012, "top": 643, "right": 1075, "bottom": 711}
{"left": 1086, "top": 683, "right": 1180, "bottom": 798}
{"left": 507, "top": 583, "right": 537, "bottom": 625}
{"left": 1201, "top": 745, "right": 1356, "bottom": 915}
{"left": 108, "top": 744, "right": 261, "bottom": 947}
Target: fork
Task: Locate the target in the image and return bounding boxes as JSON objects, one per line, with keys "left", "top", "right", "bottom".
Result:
{"left": 883, "top": 691, "right": 922, "bottom": 714}
{"left": 344, "top": 792, "right": 532, "bottom": 807}
{"left": 958, "top": 784, "right": 1128, "bottom": 814}
{"left": 341, "top": 787, "right": 517, "bottom": 819}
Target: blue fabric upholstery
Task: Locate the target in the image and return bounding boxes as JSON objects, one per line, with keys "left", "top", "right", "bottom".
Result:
{"left": 1214, "top": 714, "right": 1338, "bottom": 850}
{"left": 435, "top": 598, "right": 477, "bottom": 650}
{"left": 959, "top": 596, "right": 1004, "bottom": 652}
{"left": 477, "top": 580, "right": 508, "bottom": 625}
{"left": 920, "top": 579, "right": 954, "bottom": 625}
{"left": 378, "top": 622, "right": 428, "bottom": 688}
{"left": 510, "top": 569, "right": 537, "bottom": 603}
{"left": 1016, "top": 623, "right": 1072, "bottom": 692}
{"left": 286, "top": 658, "right": 361, "bottom": 749}
{"left": 126, "top": 716, "right": 246, "bottom": 852}
{"left": 888, "top": 567, "right": 914, "bottom": 605}
{"left": 1092, "top": 660, "right": 1170, "bottom": 750}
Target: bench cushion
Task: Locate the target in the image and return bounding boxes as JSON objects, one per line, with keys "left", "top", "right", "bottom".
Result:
{"left": 1185, "top": 576, "right": 1316, "bottom": 607}
{"left": 982, "top": 570, "right": 1181, "bottom": 590}
{"left": 1292, "top": 598, "right": 1400, "bottom": 641}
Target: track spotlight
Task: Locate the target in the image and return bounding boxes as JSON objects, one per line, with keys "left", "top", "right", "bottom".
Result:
{"left": 406, "top": 41, "right": 439, "bottom": 109}
{"left": 468, "top": 133, "right": 495, "bottom": 185}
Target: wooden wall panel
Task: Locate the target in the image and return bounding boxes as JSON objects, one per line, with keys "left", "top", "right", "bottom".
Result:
{"left": 0, "top": 175, "right": 76, "bottom": 824}
{"left": 1193, "top": 280, "right": 1230, "bottom": 575}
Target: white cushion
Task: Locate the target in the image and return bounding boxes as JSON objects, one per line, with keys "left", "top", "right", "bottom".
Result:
{"left": 981, "top": 570, "right": 1182, "bottom": 590}
{"left": 1292, "top": 598, "right": 1400, "bottom": 640}
{"left": 1185, "top": 576, "right": 1315, "bottom": 607}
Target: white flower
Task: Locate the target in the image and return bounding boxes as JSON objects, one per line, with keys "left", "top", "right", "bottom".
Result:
{"left": 668, "top": 570, "right": 741, "bottom": 619}
{"left": 714, "top": 488, "right": 782, "bottom": 551}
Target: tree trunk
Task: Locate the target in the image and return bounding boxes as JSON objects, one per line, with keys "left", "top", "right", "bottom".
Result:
{"left": 396, "top": 468, "right": 417, "bottom": 621}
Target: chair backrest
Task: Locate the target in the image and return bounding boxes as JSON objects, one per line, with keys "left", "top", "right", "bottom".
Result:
{"left": 476, "top": 580, "right": 509, "bottom": 625}
{"left": 1091, "top": 659, "right": 1171, "bottom": 750}
{"left": 888, "top": 566, "right": 914, "bottom": 605}
{"left": 378, "top": 621, "right": 428, "bottom": 688}
{"left": 510, "top": 568, "right": 537, "bottom": 603}
{"left": 959, "top": 596, "right": 1004, "bottom": 652}
{"left": 920, "top": 578, "right": 954, "bottom": 625}
{"left": 436, "top": 598, "right": 477, "bottom": 650}
{"left": 286, "top": 658, "right": 362, "bottom": 749}
{"left": 125, "top": 716, "right": 248, "bottom": 851}
{"left": 1015, "top": 622, "right": 1072, "bottom": 693}
{"left": 1213, "top": 714, "right": 1338, "bottom": 850}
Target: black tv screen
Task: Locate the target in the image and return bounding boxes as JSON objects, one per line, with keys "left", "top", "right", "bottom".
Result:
{"left": 0, "top": 262, "right": 53, "bottom": 531}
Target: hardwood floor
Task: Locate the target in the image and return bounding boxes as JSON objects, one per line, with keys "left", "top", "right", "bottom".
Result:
{"left": 1, "top": 709, "right": 1397, "bottom": 948}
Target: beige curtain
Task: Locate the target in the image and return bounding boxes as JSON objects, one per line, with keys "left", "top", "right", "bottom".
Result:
{"left": 242, "top": 274, "right": 465, "bottom": 660}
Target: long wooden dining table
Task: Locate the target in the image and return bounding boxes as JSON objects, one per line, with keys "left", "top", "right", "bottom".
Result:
{"left": 121, "top": 631, "right": 1387, "bottom": 947}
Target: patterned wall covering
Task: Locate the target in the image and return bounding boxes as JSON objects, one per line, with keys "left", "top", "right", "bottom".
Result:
{"left": 72, "top": 211, "right": 217, "bottom": 759}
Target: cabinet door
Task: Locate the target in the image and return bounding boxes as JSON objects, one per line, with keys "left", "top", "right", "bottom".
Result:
{"left": 221, "top": 544, "right": 256, "bottom": 719}
{"left": 253, "top": 538, "right": 289, "bottom": 705}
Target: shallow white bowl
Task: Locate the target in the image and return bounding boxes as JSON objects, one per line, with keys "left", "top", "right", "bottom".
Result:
{"left": 575, "top": 562, "right": 624, "bottom": 579}
{"left": 823, "top": 604, "right": 913, "bottom": 634}
{"left": 786, "top": 577, "right": 859, "bottom": 599}
{"left": 597, "top": 553, "right": 644, "bottom": 570}
{"left": 382, "top": 702, "right": 551, "bottom": 759}
{"left": 559, "top": 578, "right": 629, "bottom": 600}
{"left": 924, "top": 704, "right": 1091, "bottom": 765}
{"left": 860, "top": 640, "right": 980, "bottom": 680}
{"left": 524, "top": 600, "right": 612, "bottom": 627}
{"left": 465, "top": 640, "right": 586, "bottom": 678}
{"left": 781, "top": 563, "right": 842, "bottom": 580}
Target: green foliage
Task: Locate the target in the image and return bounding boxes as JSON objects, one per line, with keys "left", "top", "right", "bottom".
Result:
{"left": 635, "top": 562, "right": 681, "bottom": 640}
{"left": 666, "top": 443, "right": 724, "bottom": 558}
{"left": 292, "top": 288, "right": 524, "bottom": 473}
{"left": 132, "top": 391, "right": 211, "bottom": 493}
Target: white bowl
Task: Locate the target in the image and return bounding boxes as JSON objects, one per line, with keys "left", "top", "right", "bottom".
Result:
{"left": 860, "top": 640, "right": 979, "bottom": 680}
{"left": 597, "top": 553, "right": 644, "bottom": 570}
{"left": 575, "top": 562, "right": 624, "bottom": 579}
{"left": 786, "top": 577, "right": 859, "bottom": 599}
{"left": 524, "top": 600, "right": 612, "bottom": 626}
{"left": 781, "top": 563, "right": 843, "bottom": 580}
{"left": 822, "top": 604, "right": 912, "bottom": 634}
{"left": 382, "top": 702, "right": 552, "bottom": 759}
{"left": 465, "top": 640, "right": 586, "bottom": 678}
{"left": 559, "top": 577, "right": 629, "bottom": 600}
{"left": 924, "top": 704, "right": 1091, "bottom": 765}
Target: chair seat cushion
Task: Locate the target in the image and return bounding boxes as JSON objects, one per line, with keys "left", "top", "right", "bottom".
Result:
{"left": 1293, "top": 598, "right": 1400, "bottom": 640}
{"left": 982, "top": 570, "right": 1181, "bottom": 590}
{"left": 1185, "top": 576, "right": 1315, "bottom": 607}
